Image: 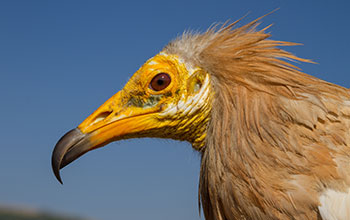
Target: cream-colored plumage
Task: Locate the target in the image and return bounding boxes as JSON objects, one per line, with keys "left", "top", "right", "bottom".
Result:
{"left": 52, "top": 16, "right": 350, "bottom": 220}
{"left": 319, "top": 189, "right": 350, "bottom": 220}
{"left": 166, "top": 19, "right": 350, "bottom": 219}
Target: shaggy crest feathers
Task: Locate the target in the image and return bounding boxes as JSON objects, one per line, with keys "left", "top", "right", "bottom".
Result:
{"left": 50, "top": 12, "right": 350, "bottom": 220}
{"left": 166, "top": 17, "right": 350, "bottom": 219}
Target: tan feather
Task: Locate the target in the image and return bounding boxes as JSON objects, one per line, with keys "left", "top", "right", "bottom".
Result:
{"left": 166, "top": 17, "right": 350, "bottom": 219}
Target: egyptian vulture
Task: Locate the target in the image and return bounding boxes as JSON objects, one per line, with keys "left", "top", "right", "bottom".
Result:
{"left": 52, "top": 17, "right": 350, "bottom": 220}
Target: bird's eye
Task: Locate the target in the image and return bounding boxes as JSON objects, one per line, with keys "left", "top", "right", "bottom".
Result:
{"left": 149, "top": 73, "right": 171, "bottom": 91}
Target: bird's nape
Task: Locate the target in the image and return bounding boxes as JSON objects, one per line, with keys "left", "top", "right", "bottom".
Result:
{"left": 52, "top": 16, "right": 350, "bottom": 220}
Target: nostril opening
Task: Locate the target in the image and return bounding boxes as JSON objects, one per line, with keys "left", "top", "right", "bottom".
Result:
{"left": 91, "top": 111, "right": 113, "bottom": 125}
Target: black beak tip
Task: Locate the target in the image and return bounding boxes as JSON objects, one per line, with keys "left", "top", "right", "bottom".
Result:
{"left": 51, "top": 156, "right": 63, "bottom": 184}
{"left": 51, "top": 128, "right": 85, "bottom": 184}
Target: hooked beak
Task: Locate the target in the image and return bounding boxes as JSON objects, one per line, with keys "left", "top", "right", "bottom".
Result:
{"left": 51, "top": 128, "right": 90, "bottom": 184}
{"left": 51, "top": 91, "right": 163, "bottom": 184}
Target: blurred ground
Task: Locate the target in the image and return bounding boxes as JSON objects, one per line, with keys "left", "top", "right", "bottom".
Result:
{"left": 0, "top": 206, "right": 90, "bottom": 220}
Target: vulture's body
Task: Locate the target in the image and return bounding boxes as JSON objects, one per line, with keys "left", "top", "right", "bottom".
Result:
{"left": 52, "top": 17, "right": 350, "bottom": 220}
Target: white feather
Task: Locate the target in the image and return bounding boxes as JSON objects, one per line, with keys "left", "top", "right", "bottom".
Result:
{"left": 318, "top": 188, "right": 350, "bottom": 220}
{"left": 159, "top": 74, "right": 210, "bottom": 117}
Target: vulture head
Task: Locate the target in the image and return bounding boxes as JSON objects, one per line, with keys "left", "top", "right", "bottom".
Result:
{"left": 52, "top": 16, "right": 350, "bottom": 220}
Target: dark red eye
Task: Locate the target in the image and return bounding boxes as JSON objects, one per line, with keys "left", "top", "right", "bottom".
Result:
{"left": 149, "top": 73, "right": 171, "bottom": 91}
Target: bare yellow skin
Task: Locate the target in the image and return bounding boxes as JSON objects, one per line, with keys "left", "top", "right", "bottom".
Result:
{"left": 78, "top": 53, "right": 212, "bottom": 150}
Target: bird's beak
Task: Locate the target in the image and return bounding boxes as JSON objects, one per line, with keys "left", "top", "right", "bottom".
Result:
{"left": 52, "top": 91, "right": 161, "bottom": 184}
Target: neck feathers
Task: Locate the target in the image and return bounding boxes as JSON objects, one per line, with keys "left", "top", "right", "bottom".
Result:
{"left": 166, "top": 18, "right": 350, "bottom": 219}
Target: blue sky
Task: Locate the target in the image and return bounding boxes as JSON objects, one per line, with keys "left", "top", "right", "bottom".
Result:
{"left": 1, "top": 1, "right": 349, "bottom": 220}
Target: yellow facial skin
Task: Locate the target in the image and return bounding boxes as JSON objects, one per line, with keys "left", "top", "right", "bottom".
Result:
{"left": 77, "top": 53, "right": 212, "bottom": 151}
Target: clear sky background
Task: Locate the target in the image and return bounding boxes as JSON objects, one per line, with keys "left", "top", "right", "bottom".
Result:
{"left": 1, "top": 1, "right": 350, "bottom": 220}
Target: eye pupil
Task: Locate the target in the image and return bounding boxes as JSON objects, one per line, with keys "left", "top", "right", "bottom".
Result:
{"left": 157, "top": 79, "right": 164, "bottom": 85}
{"left": 150, "top": 73, "right": 171, "bottom": 91}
